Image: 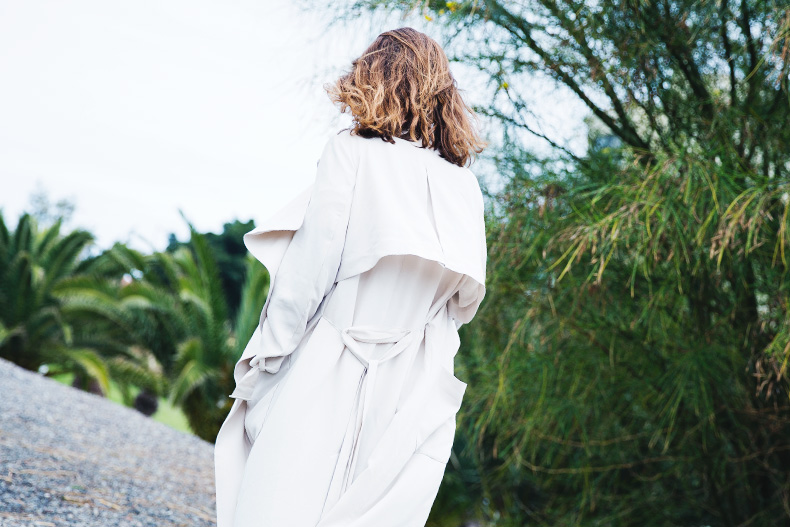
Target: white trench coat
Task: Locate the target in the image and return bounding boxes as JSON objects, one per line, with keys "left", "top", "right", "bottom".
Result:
{"left": 214, "top": 130, "right": 487, "bottom": 527}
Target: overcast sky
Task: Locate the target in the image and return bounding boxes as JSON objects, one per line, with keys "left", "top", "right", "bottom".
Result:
{"left": 0, "top": 1, "right": 588, "bottom": 253}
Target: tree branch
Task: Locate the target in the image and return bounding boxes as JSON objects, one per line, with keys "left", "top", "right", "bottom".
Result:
{"left": 648, "top": 0, "right": 715, "bottom": 123}
{"left": 544, "top": 0, "right": 647, "bottom": 150}
{"left": 484, "top": 0, "right": 652, "bottom": 153}
{"left": 719, "top": 0, "right": 738, "bottom": 110}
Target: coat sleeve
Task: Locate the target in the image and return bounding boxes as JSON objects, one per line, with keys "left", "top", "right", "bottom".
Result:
{"left": 257, "top": 132, "right": 358, "bottom": 373}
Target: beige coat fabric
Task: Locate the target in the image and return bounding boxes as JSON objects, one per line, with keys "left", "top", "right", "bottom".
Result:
{"left": 214, "top": 130, "right": 487, "bottom": 527}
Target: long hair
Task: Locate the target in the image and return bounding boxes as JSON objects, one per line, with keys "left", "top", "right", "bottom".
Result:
{"left": 326, "top": 27, "right": 486, "bottom": 167}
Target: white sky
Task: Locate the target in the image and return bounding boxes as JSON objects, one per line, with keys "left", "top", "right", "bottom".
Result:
{"left": 0, "top": 1, "right": 588, "bottom": 253}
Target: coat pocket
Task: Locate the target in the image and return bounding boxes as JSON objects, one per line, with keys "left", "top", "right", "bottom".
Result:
{"left": 414, "top": 364, "right": 466, "bottom": 463}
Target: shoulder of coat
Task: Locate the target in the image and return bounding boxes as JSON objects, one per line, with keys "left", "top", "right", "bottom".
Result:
{"left": 315, "top": 129, "right": 362, "bottom": 169}
{"left": 458, "top": 166, "right": 485, "bottom": 209}
{"left": 330, "top": 128, "right": 363, "bottom": 146}
{"left": 325, "top": 128, "right": 366, "bottom": 158}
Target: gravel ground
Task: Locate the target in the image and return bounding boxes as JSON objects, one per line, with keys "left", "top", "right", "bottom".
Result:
{"left": 0, "top": 358, "right": 216, "bottom": 526}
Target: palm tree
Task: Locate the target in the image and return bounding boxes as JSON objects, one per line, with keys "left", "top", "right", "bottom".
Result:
{"left": 153, "top": 224, "right": 269, "bottom": 441}
{"left": 53, "top": 242, "right": 171, "bottom": 402}
{"left": 49, "top": 218, "right": 269, "bottom": 441}
{"left": 1, "top": 208, "right": 269, "bottom": 441}
{"left": 0, "top": 211, "right": 115, "bottom": 392}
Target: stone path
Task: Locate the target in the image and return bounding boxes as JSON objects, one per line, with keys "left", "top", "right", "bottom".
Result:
{"left": 0, "top": 358, "right": 216, "bottom": 526}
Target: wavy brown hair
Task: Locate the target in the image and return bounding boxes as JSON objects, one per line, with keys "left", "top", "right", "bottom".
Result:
{"left": 326, "top": 27, "right": 486, "bottom": 167}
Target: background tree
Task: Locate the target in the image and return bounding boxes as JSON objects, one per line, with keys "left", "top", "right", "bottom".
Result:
{"left": 54, "top": 242, "right": 170, "bottom": 401}
{"left": 0, "top": 211, "right": 114, "bottom": 392}
{"left": 153, "top": 226, "right": 268, "bottom": 440}
{"left": 166, "top": 218, "right": 255, "bottom": 321}
{"left": 27, "top": 187, "right": 76, "bottom": 228}
{"left": 59, "top": 221, "right": 270, "bottom": 441}
{"left": 342, "top": 2, "right": 790, "bottom": 525}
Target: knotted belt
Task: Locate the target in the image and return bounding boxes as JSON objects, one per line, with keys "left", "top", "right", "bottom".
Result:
{"left": 229, "top": 313, "right": 435, "bottom": 493}
{"left": 319, "top": 277, "right": 461, "bottom": 504}
{"left": 324, "top": 321, "right": 425, "bottom": 493}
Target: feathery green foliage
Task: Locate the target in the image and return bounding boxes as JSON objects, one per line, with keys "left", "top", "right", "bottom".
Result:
{"left": 342, "top": 1, "right": 790, "bottom": 524}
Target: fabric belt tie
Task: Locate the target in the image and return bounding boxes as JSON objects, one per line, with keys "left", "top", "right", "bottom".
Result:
{"left": 329, "top": 322, "right": 424, "bottom": 493}
{"left": 229, "top": 317, "right": 427, "bottom": 493}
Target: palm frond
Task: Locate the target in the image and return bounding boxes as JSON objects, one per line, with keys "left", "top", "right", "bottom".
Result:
{"left": 233, "top": 254, "right": 269, "bottom": 352}
{"left": 55, "top": 347, "right": 112, "bottom": 396}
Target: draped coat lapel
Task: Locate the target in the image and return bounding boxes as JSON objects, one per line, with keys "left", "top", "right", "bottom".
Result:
{"left": 214, "top": 130, "right": 486, "bottom": 527}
